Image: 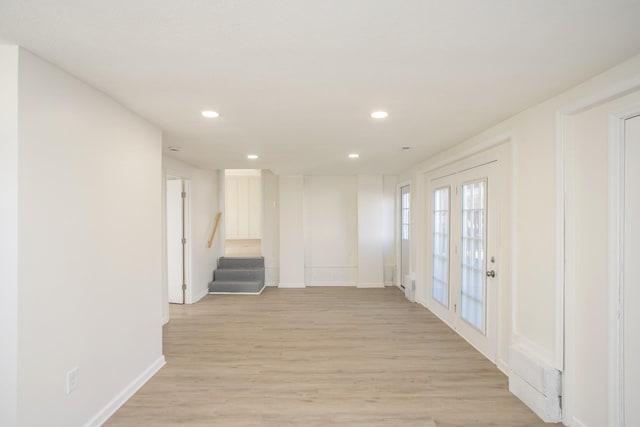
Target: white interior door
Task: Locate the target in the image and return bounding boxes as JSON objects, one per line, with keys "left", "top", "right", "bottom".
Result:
{"left": 166, "top": 178, "right": 184, "bottom": 304}
{"left": 624, "top": 115, "right": 640, "bottom": 425}
{"left": 428, "top": 162, "right": 499, "bottom": 361}
{"left": 400, "top": 185, "right": 411, "bottom": 287}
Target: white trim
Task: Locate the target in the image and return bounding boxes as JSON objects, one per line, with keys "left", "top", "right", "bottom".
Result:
{"left": 555, "top": 76, "right": 640, "bottom": 374}
{"left": 356, "top": 283, "right": 385, "bottom": 288}
{"left": 209, "top": 284, "right": 266, "bottom": 296}
{"left": 192, "top": 286, "right": 210, "bottom": 303}
{"left": 509, "top": 343, "right": 561, "bottom": 423}
{"left": 608, "top": 104, "right": 640, "bottom": 427}
{"left": 608, "top": 111, "right": 625, "bottom": 427}
{"left": 497, "top": 358, "right": 509, "bottom": 376}
{"left": 572, "top": 417, "right": 590, "bottom": 427}
{"left": 558, "top": 78, "right": 640, "bottom": 423}
{"left": 554, "top": 112, "right": 566, "bottom": 372}
{"left": 415, "top": 131, "right": 513, "bottom": 176}
{"left": 512, "top": 333, "right": 555, "bottom": 368}
{"left": 84, "top": 356, "right": 166, "bottom": 427}
{"left": 162, "top": 313, "right": 170, "bottom": 325}
{"left": 278, "top": 282, "right": 306, "bottom": 288}
{"left": 396, "top": 180, "right": 411, "bottom": 288}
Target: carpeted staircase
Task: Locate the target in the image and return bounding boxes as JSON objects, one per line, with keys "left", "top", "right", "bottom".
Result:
{"left": 208, "top": 257, "right": 265, "bottom": 294}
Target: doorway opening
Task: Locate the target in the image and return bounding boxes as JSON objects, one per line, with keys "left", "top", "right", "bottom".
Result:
{"left": 224, "top": 169, "right": 262, "bottom": 257}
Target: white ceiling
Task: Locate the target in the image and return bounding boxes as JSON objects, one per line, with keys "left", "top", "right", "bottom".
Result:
{"left": 2, "top": 0, "right": 640, "bottom": 175}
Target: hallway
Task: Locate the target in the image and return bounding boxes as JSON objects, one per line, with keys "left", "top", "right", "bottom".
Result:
{"left": 106, "top": 287, "right": 554, "bottom": 426}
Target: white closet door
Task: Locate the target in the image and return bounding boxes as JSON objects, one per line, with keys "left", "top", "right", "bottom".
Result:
{"left": 166, "top": 179, "right": 184, "bottom": 304}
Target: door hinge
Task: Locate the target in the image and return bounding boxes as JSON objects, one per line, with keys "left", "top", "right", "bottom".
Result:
{"left": 182, "top": 283, "right": 187, "bottom": 291}
{"left": 181, "top": 191, "right": 187, "bottom": 199}
{"left": 454, "top": 304, "right": 457, "bottom": 313}
{"left": 182, "top": 237, "right": 187, "bottom": 245}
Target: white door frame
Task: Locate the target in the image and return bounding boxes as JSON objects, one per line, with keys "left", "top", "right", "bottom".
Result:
{"left": 423, "top": 155, "right": 501, "bottom": 363}
{"left": 555, "top": 76, "right": 640, "bottom": 424}
{"left": 396, "top": 180, "right": 411, "bottom": 288}
{"left": 608, "top": 104, "right": 640, "bottom": 427}
{"left": 164, "top": 172, "right": 192, "bottom": 305}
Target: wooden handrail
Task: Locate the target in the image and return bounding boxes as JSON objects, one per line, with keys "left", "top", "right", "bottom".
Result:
{"left": 207, "top": 212, "right": 222, "bottom": 248}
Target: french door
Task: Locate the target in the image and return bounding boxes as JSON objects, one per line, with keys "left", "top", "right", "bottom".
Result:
{"left": 400, "top": 184, "right": 411, "bottom": 288}
{"left": 428, "top": 161, "right": 499, "bottom": 361}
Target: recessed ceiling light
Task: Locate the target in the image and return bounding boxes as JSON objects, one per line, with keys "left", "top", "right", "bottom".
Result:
{"left": 247, "top": 154, "right": 258, "bottom": 159}
{"left": 371, "top": 111, "right": 388, "bottom": 119}
{"left": 201, "top": 110, "right": 219, "bottom": 118}
{"left": 402, "top": 146, "right": 411, "bottom": 150}
{"left": 348, "top": 153, "right": 360, "bottom": 159}
{"left": 168, "top": 146, "right": 182, "bottom": 152}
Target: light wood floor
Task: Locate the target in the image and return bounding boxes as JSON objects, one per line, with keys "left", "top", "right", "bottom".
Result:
{"left": 106, "top": 287, "right": 558, "bottom": 426}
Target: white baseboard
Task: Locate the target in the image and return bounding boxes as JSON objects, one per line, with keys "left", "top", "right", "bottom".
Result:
{"left": 278, "top": 282, "right": 305, "bottom": 288}
{"left": 162, "top": 313, "right": 169, "bottom": 325}
{"left": 191, "top": 287, "right": 210, "bottom": 303}
{"left": 512, "top": 333, "right": 555, "bottom": 369}
{"left": 84, "top": 355, "right": 166, "bottom": 427}
{"left": 209, "top": 284, "right": 266, "bottom": 296}
{"left": 356, "top": 283, "right": 385, "bottom": 288}
{"left": 509, "top": 344, "right": 561, "bottom": 423}
{"left": 572, "top": 417, "right": 589, "bottom": 427}
{"left": 497, "top": 358, "right": 509, "bottom": 376}
{"left": 265, "top": 267, "right": 279, "bottom": 286}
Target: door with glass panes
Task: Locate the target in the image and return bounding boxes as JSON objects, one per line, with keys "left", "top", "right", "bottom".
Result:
{"left": 428, "top": 161, "right": 499, "bottom": 361}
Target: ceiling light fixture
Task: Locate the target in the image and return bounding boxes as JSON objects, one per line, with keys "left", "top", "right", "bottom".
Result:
{"left": 247, "top": 154, "right": 258, "bottom": 159}
{"left": 371, "top": 111, "right": 388, "bottom": 119}
{"left": 348, "top": 153, "right": 360, "bottom": 159}
{"left": 402, "top": 146, "right": 411, "bottom": 150}
{"left": 201, "top": 110, "right": 219, "bottom": 118}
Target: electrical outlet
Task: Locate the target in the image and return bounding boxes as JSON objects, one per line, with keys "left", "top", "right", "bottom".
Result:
{"left": 66, "top": 367, "right": 78, "bottom": 394}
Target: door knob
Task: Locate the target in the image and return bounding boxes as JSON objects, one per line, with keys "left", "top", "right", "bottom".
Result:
{"left": 486, "top": 270, "right": 496, "bottom": 278}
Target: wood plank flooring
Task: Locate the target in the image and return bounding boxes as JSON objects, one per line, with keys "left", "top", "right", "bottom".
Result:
{"left": 106, "top": 287, "right": 557, "bottom": 426}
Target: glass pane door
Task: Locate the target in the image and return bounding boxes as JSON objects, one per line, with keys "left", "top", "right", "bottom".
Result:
{"left": 400, "top": 185, "right": 410, "bottom": 287}
{"left": 460, "top": 180, "right": 487, "bottom": 332}
{"left": 428, "top": 161, "right": 498, "bottom": 362}
{"left": 432, "top": 187, "right": 450, "bottom": 307}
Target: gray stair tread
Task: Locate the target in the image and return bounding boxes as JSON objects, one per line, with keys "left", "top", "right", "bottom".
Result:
{"left": 218, "top": 257, "right": 265, "bottom": 269}
{"left": 209, "top": 280, "right": 264, "bottom": 293}
{"left": 214, "top": 271, "right": 264, "bottom": 282}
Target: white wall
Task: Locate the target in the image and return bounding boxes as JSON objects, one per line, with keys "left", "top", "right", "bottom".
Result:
{"left": 399, "top": 52, "right": 640, "bottom": 425}
{"left": 564, "top": 89, "right": 640, "bottom": 427}
{"left": 383, "top": 176, "right": 397, "bottom": 285}
{"left": 357, "top": 175, "right": 384, "bottom": 287}
{"left": 278, "top": 174, "right": 396, "bottom": 288}
{"left": 0, "top": 45, "right": 18, "bottom": 427}
{"left": 163, "top": 156, "right": 220, "bottom": 311}
{"left": 224, "top": 171, "right": 261, "bottom": 240}
{"left": 262, "top": 170, "right": 280, "bottom": 285}
{"left": 279, "top": 176, "right": 305, "bottom": 287}
{"left": 304, "top": 176, "right": 358, "bottom": 285}
{"left": 16, "top": 48, "right": 164, "bottom": 426}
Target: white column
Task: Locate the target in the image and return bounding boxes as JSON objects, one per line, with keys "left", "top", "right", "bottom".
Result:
{"left": 279, "top": 176, "right": 305, "bottom": 287}
{"left": 0, "top": 45, "right": 18, "bottom": 427}
{"left": 357, "top": 175, "right": 384, "bottom": 287}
